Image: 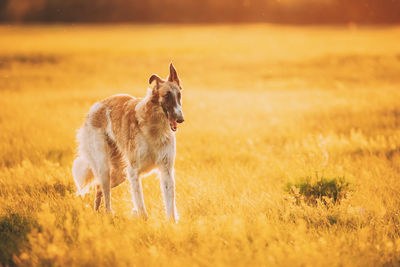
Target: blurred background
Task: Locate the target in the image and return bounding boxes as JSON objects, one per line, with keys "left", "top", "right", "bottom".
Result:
{"left": 1, "top": 0, "right": 400, "bottom": 24}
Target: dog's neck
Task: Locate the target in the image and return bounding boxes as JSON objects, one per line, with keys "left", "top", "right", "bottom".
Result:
{"left": 135, "top": 89, "right": 171, "bottom": 137}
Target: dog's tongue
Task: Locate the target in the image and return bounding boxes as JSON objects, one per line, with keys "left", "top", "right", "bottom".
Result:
{"left": 169, "top": 116, "right": 178, "bottom": 131}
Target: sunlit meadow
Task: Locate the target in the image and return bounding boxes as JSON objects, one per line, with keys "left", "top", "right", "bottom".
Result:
{"left": 1, "top": 24, "right": 400, "bottom": 266}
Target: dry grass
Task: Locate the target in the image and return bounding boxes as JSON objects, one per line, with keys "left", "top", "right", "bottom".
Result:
{"left": 1, "top": 24, "right": 400, "bottom": 266}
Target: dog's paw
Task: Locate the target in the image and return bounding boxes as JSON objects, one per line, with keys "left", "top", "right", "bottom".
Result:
{"left": 105, "top": 208, "right": 115, "bottom": 215}
{"left": 132, "top": 209, "right": 148, "bottom": 220}
{"left": 169, "top": 212, "right": 179, "bottom": 223}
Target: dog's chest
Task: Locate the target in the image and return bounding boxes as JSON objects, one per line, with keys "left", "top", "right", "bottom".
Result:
{"left": 136, "top": 133, "right": 175, "bottom": 172}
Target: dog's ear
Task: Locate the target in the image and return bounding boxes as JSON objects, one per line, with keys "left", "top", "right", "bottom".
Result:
{"left": 168, "top": 63, "right": 180, "bottom": 85}
{"left": 149, "top": 74, "right": 164, "bottom": 88}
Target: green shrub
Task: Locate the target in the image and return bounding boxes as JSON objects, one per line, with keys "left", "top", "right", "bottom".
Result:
{"left": 286, "top": 176, "right": 350, "bottom": 204}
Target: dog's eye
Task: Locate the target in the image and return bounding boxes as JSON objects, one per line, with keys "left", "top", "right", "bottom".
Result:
{"left": 165, "top": 92, "right": 171, "bottom": 98}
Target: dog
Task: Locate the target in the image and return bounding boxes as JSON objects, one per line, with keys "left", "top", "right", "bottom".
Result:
{"left": 72, "top": 63, "right": 184, "bottom": 222}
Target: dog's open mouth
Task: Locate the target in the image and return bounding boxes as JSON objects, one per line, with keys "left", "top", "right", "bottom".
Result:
{"left": 168, "top": 114, "right": 178, "bottom": 132}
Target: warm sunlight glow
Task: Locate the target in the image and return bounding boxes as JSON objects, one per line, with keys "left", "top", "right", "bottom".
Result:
{"left": 1, "top": 24, "right": 400, "bottom": 266}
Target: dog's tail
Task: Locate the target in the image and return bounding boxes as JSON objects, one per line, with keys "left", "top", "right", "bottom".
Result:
{"left": 72, "top": 156, "right": 94, "bottom": 196}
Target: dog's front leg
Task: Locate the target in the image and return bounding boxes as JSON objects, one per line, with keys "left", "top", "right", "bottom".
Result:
{"left": 159, "top": 166, "right": 179, "bottom": 222}
{"left": 127, "top": 166, "right": 148, "bottom": 219}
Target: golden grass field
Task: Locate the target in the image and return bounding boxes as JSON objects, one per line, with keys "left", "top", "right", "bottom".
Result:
{"left": 1, "top": 24, "right": 400, "bottom": 266}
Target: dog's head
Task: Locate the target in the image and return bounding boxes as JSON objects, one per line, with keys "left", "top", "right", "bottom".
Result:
{"left": 149, "top": 63, "right": 184, "bottom": 132}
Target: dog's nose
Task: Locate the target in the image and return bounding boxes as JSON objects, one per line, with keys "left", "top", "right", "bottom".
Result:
{"left": 176, "top": 118, "right": 184, "bottom": 123}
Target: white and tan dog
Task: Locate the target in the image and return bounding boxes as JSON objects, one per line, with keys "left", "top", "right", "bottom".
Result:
{"left": 72, "top": 63, "right": 184, "bottom": 221}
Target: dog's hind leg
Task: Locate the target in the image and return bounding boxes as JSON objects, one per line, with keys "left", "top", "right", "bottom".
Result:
{"left": 99, "top": 169, "right": 112, "bottom": 212}
{"left": 96, "top": 148, "right": 112, "bottom": 212}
